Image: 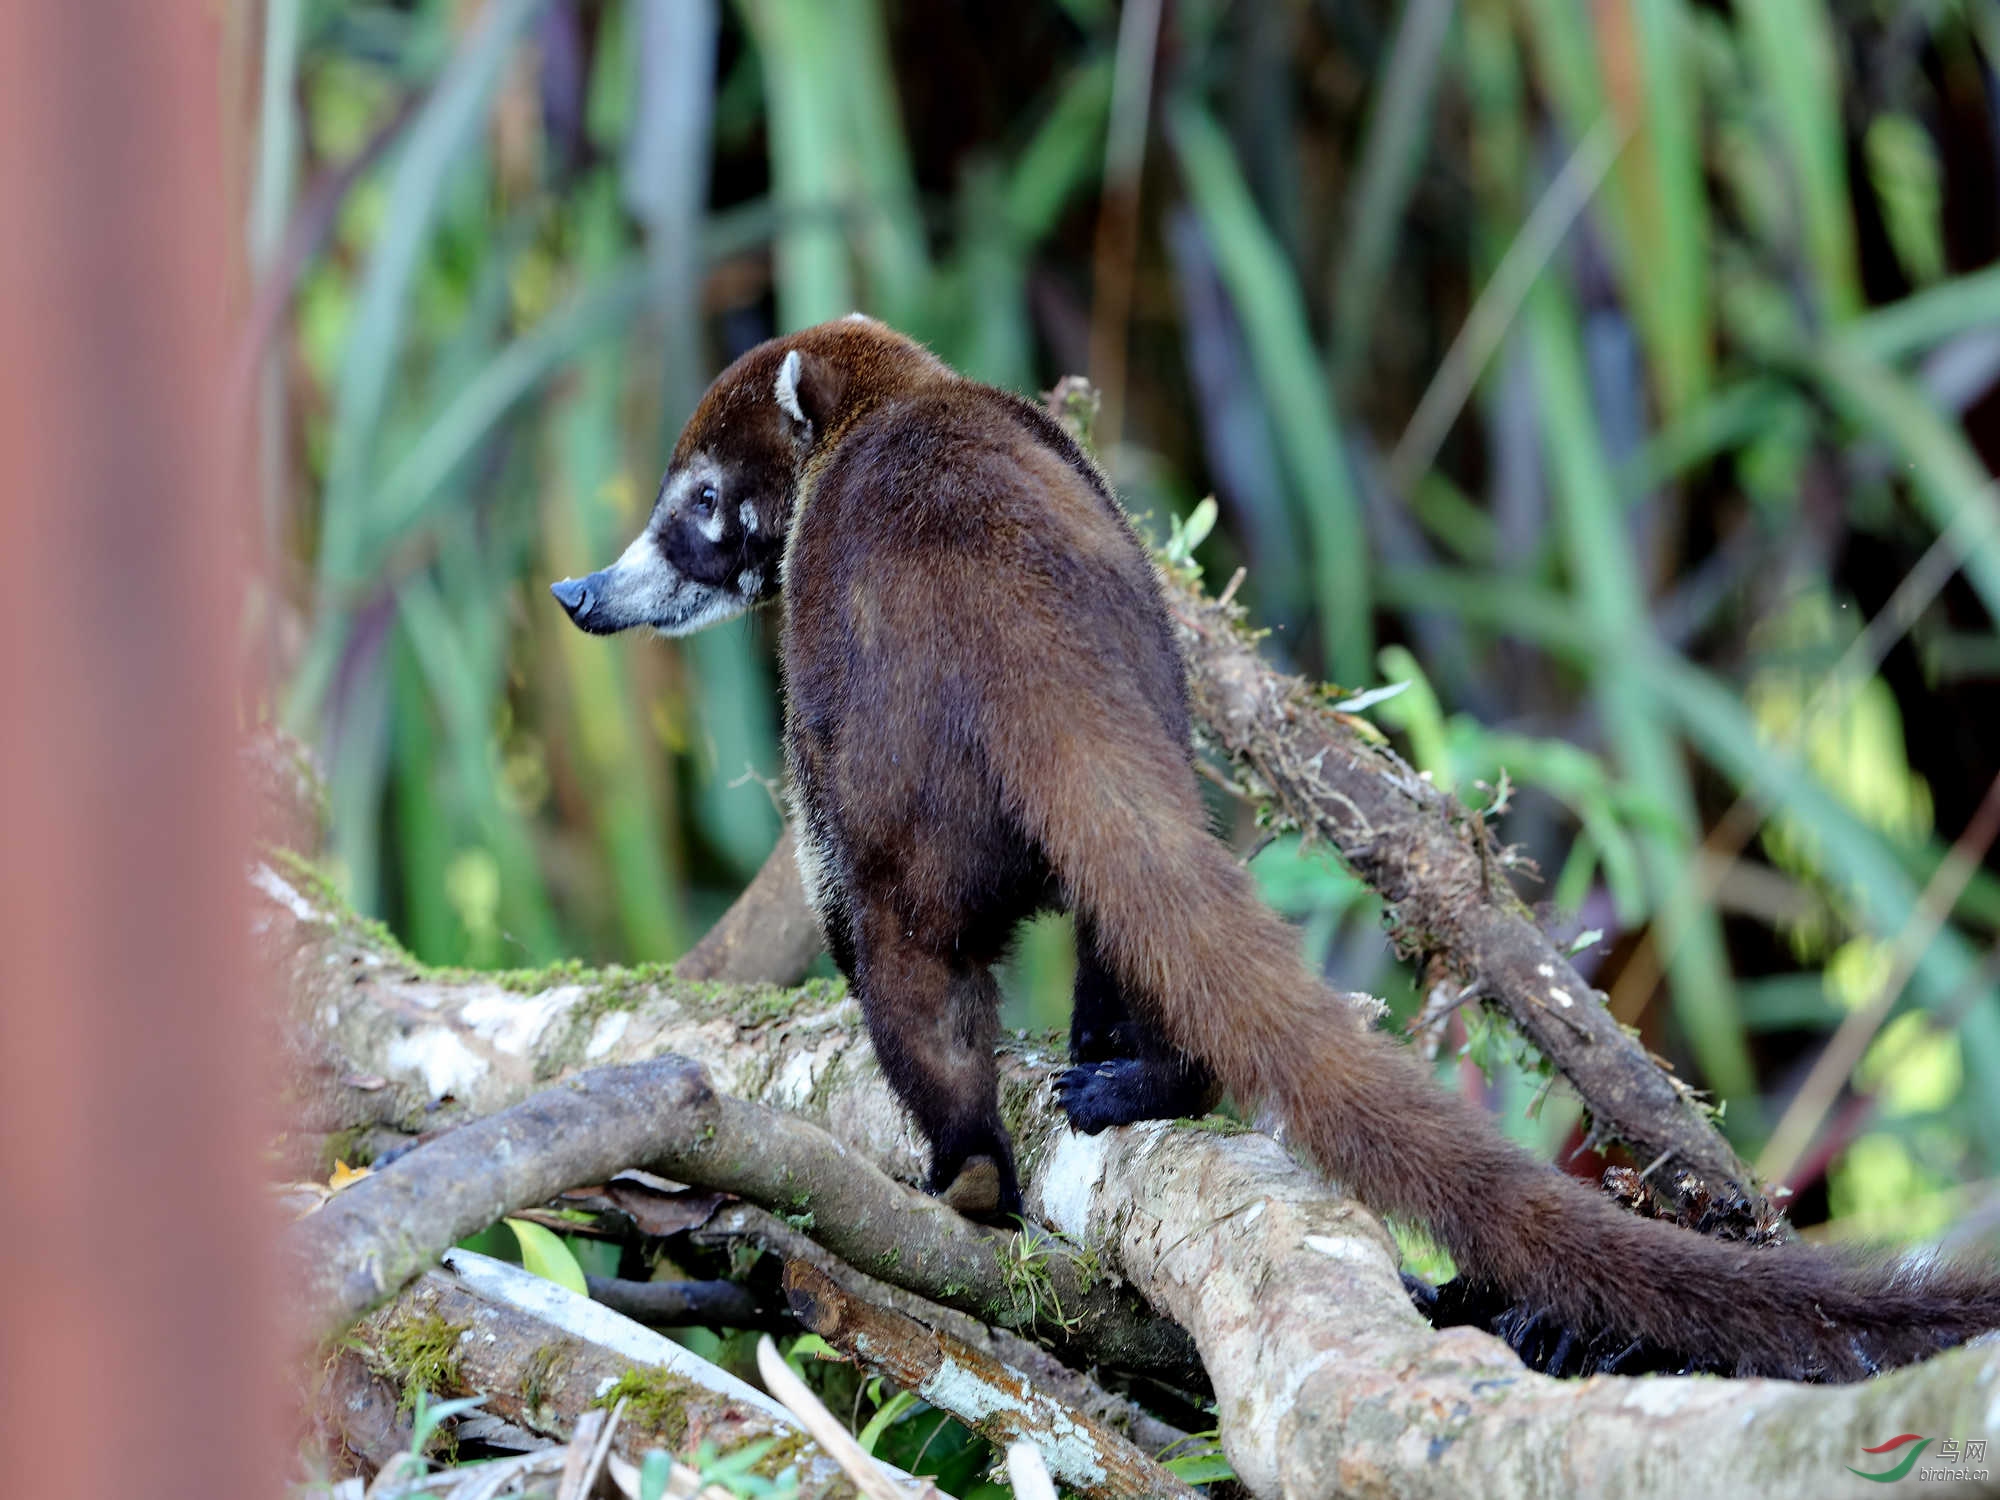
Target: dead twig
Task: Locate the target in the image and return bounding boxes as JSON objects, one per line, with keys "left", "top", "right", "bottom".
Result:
{"left": 1158, "top": 562, "right": 1769, "bottom": 1224}
{"left": 285, "top": 1058, "right": 731, "bottom": 1340}
{"left": 753, "top": 1335, "right": 918, "bottom": 1500}
{"left": 584, "top": 1275, "right": 789, "bottom": 1332}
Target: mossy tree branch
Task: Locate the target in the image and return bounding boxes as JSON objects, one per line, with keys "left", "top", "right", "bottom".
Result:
{"left": 337, "top": 1265, "right": 855, "bottom": 1497}
{"left": 263, "top": 853, "right": 1998, "bottom": 1500}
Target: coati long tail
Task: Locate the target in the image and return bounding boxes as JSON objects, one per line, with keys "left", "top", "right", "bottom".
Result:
{"left": 994, "top": 649, "right": 2000, "bottom": 1380}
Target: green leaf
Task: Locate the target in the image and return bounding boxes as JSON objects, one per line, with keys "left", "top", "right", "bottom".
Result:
{"left": 1803, "top": 342, "right": 2000, "bottom": 628}
{"left": 1004, "top": 59, "right": 1113, "bottom": 243}
{"left": 855, "top": 1388, "right": 920, "bottom": 1454}
{"left": 740, "top": 0, "right": 858, "bottom": 327}
{"left": 1864, "top": 113, "right": 1945, "bottom": 287}
{"left": 292, "top": 0, "right": 546, "bottom": 735}
{"left": 1164, "top": 1449, "right": 1239, "bottom": 1484}
{"left": 505, "top": 1218, "right": 589, "bottom": 1296}
{"left": 409, "top": 1390, "right": 486, "bottom": 1453}
{"left": 782, "top": 1333, "right": 838, "bottom": 1374}
{"left": 638, "top": 1450, "right": 673, "bottom": 1500}
{"left": 1528, "top": 280, "right": 1754, "bottom": 1101}
{"left": 1841, "top": 262, "right": 2000, "bottom": 364}
{"left": 1736, "top": 0, "right": 1859, "bottom": 320}
{"left": 1371, "top": 646, "right": 1449, "bottom": 783}
{"left": 1641, "top": 650, "right": 2000, "bottom": 1158}
{"left": 832, "top": 0, "right": 930, "bottom": 333}
{"left": 1162, "top": 496, "right": 1218, "bottom": 566}
{"left": 1329, "top": 0, "right": 1455, "bottom": 388}
{"left": 1625, "top": 0, "right": 1712, "bottom": 413}
{"left": 358, "top": 269, "right": 649, "bottom": 568}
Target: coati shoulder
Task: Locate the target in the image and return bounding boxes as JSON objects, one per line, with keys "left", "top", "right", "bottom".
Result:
{"left": 551, "top": 316, "right": 2000, "bottom": 1383}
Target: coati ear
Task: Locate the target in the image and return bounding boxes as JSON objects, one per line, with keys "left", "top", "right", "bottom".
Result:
{"left": 774, "top": 348, "right": 841, "bottom": 438}
{"left": 775, "top": 350, "right": 808, "bottom": 425}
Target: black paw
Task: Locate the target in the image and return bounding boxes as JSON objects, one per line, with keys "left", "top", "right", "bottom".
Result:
{"left": 1056, "top": 1060, "right": 1146, "bottom": 1134}
{"left": 1058, "top": 1054, "right": 1217, "bottom": 1134}
{"left": 1414, "top": 1277, "right": 1720, "bottom": 1379}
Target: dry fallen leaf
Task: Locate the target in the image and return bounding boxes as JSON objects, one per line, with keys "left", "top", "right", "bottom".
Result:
{"left": 328, "top": 1159, "right": 373, "bottom": 1192}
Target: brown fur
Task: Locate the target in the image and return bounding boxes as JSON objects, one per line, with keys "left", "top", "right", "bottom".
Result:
{"left": 555, "top": 317, "right": 2000, "bottom": 1381}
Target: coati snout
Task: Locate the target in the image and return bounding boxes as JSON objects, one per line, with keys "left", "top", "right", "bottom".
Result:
{"left": 549, "top": 455, "right": 779, "bottom": 637}
{"left": 551, "top": 315, "right": 2000, "bottom": 1382}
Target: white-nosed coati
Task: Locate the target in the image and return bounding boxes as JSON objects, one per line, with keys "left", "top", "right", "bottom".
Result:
{"left": 551, "top": 316, "right": 2000, "bottom": 1382}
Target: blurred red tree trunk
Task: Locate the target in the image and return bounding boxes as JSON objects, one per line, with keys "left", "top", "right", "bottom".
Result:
{"left": 0, "top": 4, "right": 278, "bottom": 1497}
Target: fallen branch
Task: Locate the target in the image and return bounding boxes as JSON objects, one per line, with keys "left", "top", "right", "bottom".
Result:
{"left": 338, "top": 1252, "right": 854, "bottom": 1497}
{"left": 609, "top": 1069, "right": 1199, "bottom": 1380}
{"left": 285, "top": 1057, "right": 723, "bottom": 1341}
{"left": 282, "top": 1034, "right": 1193, "bottom": 1379}
{"left": 687, "top": 1201, "right": 1192, "bottom": 1458}
{"left": 584, "top": 1275, "right": 786, "bottom": 1331}
{"left": 260, "top": 793, "right": 2000, "bottom": 1498}
{"left": 783, "top": 1259, "right": 1200, "bottom": 1500}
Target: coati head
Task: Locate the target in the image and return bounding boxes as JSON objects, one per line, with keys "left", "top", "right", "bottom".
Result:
{"left": 549, "top": 315, "right": 945, "bottom": 636}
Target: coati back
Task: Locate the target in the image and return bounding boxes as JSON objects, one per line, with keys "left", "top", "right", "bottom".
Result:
{"left": 551, "top": 316, "right": 2000, "bottom": 1382}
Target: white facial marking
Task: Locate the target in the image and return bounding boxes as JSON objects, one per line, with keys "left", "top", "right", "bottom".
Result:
{"left": 739, "top": 502, "right": 759, "bottom": 535}
{"left": 662, "top": 454, "right": 727, "bottom": 543}
{"left": 650, "top": 586, "right": 749, "bottom": 639}
{"left": 736, "top": 568, "right": 762, "bottom": 597}
{"left": 588, "top": 454, "right": 756, "bottom": 638}
{"left": 775, "top": 349, "right": 806, "bottom": 425}
{"left": 616, "top": 526, "right": 656, "bottom": 568}
{"left": 844, "top": 310, "right": 872, "bottom": 323}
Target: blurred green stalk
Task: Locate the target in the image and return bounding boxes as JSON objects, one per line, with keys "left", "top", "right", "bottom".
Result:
{"left": 1527, "top": 282, "right": 1757, "bottom": 1105}
{"left": 1169, "top": 97, "right": 1372, "bottom": 684}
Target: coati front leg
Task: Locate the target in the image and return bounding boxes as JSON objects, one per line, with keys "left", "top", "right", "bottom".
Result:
{"left": 851, "top": 903, "right": 1022, "bottom": 1223}
{"left": 1057, "top": 915, "right": 1216, "bottom": 1134}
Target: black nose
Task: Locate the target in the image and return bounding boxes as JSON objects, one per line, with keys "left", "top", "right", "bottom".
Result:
{"left": 549, "top": 576, "right": 593, "bottom": 622}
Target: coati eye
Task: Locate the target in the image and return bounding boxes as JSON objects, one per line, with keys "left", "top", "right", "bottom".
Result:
{"left": 691, "top": 482, "right": 718, "bottom": 518}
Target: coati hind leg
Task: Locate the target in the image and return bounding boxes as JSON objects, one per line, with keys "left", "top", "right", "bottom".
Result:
{"left": 1057, "top": 915, "right": 1216, "bottom": 1134}
{"left": 851, "top": 906, "right": 1022, "bottom": 1222}
{"left": 1066, "top": 913, "right": 1145, "bottom": 1063}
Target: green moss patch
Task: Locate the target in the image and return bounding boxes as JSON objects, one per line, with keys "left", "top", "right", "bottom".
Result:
{"left": 364, "top": 1306, "right": 469, "bottom": 1416}
{"left": 594, "top": 1365, "right": 693, "bottom": 1441}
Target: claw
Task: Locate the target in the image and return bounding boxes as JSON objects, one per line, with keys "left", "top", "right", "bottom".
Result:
{"left": 1546, "top": 1327, "right": 1578, "bottom": 1377}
